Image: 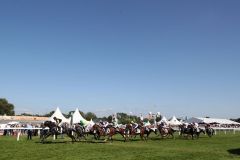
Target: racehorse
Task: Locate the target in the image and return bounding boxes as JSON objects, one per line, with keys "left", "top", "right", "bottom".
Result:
{"left": 40, "top": 121, "right": 59, "bottom": 142}
{"left": 73, "top": 124, "right": 86, "bottom": 141}
{"left": 157, "top": 125, "right": 176, "bottom": 139}
{"left": 115, "top": 126, "right": 129, "bottom": 141}
{"left": 91, "top": 124, "right": 105, "bottom": 140}
{"left": 179, "top": 124, "right": 195, "bottom": 139}
{"left": 105, "top": 126, "right": 118, "bottom": 142}
{"left": 40, "top": 121, "right": 76, "bottom": 143}
{"left": 195, "top": 128, "right": 206, "bottom": 138}
{"left": 139, "top": 126, "right": 158, "bottom": 141}
{"left": 91, "top": 124, "right": 118, "bottom": 142}
{"left": 125, "top": 123, "right": 156, "bottom": 141}
{"left": 125, "top": 124, "right": 140, "bottom": 140}
{"left": 205, "top": 126, "right": 215, "bottom": 137}
{"left": 179, "top": 125, "right": 204, "bottom": 139}
{"left": 82, "top": 123, "right": 99, "bottom": 140}
{"left": 61, "top": 123, "right": 77, "bottom": 142}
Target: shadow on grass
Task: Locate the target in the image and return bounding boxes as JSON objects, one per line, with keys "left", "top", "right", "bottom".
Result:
{"left": 150, "top": 136, "right": 176, "bottom": 141}
{"left": 228, "top": 148, "right": 240, "bottom": 155}
{"left": 35, "top": 141, "right": 67, "bottom": 144}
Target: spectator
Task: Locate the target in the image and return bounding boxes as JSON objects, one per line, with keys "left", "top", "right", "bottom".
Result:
{"left": 27, "top": 124, "right": 33, "bottom": 140}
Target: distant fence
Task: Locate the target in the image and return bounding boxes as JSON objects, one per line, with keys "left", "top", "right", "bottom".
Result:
{"left": 171, "top": 126, "right": 240, "bottom": 135}
{"left": 212, "top": 128, "right": 240, "bottom": 135}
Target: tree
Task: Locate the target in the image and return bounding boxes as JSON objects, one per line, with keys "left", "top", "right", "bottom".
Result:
{"left": 116, "top": 112, "right": 140, "bottom": 124}
{"left": 79, "top": 110, "right": 85, "bottom": 119}
{"left": 231, "top": 118, "right": 240, "bottom": 123}
{"left": 65, "top": 111, "right": 75, "bottom": 118}
{"left": 85, "top": 112, "right": 97, "bottom": 121}
{"left": 107, "top": 115, "right": 112, "bottom": 123}
{"left": 43, "top": 111, "right": 55, "bottom": 117}
{"left": 156, "top": 115, "right": 162, "bottom": 122}
{"left": 117, "top": 113, "right": 129, "bottom": 124}
{"left": 0, "top": 98, "right": 15, "bottom": 115}
{"left": 20, "top": 113, "right": 33, "bottom": 116}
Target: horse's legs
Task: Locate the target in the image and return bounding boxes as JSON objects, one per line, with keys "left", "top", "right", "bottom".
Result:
{"left": 108, "top": 134, "right": 113, "bottom": 142}
{"left": 144, "top": 133, "right": 147, "bottom": 141}
{"left": 146, "top": 132, "right": 150, "bottom": 139}
{"left": 70, "top": 132, "right": 77, "bottom": 143}
{"left": 140, "top": 133, "right": 143, "bottom": 141}
{"left": 124, "top": 134, "right": 129, "bottom": 142}
{"left": 41, "top": 131, "right": 51, "bottom": 143}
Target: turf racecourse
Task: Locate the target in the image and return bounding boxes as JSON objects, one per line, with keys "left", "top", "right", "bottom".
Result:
{"left": 0, "top": 132, "right": 240, "bottom": 160}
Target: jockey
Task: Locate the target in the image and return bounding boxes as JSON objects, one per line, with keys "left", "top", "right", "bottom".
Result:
{"left": 131, "top": 121, "right": 139, "bottom": 131}
{"left": 183, "top": 122, "right": 189, "bottom": 129}
{"left": 79, "top": 120, "right": 85, "bottom": 128}
{"left": 160, "top": 121, "right": 168, "bottom": 128}
{"left": 99, "top": 121, "right": 109, "bottom": 132}
{"left": 193, "top": 122, "right": 199, "bottom": 132}
{"left": 103, "top": 121, "right": 109, "bottom": 128}
{"left": 99, "top": 120, "right": 104, "bottom": 127}
{"left": 53, "top": 117, "right": 62, "bottom": 131}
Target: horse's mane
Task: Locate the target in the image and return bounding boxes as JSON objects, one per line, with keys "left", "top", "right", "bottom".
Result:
{"left": 43, "top": 121, "right": 57, "bottom": 128}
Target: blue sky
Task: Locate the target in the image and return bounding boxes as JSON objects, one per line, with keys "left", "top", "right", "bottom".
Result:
{"left": 0, "top": 1, "right": 240, "bottom": 118}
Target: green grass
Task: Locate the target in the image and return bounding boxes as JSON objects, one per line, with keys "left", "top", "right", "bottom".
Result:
{"left": 0, "top": 132, "right": 240, "bottom": 160}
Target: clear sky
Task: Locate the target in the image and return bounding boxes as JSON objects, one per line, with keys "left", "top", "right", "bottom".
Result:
{"left": 0, "top": 0, "right": 240, "bottom": 118}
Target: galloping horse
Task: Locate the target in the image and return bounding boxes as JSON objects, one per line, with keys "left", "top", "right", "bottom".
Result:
{"left": 205, "top": 126, "right": 215, "bottom": 137}
{"left": 125, "top": 124, "right": 140, "bottom": 140}
{"left": 115, "top": 126, "right": 128, "bottom": 141}
{"left": 40, "top": 121, "right": 76, "bottom": 143}
{"left": 139, "top": 126, "right": 158, "bottom": 141}
{"left": 195, "top": 128, "right": 206, "bottom": 138}
{"left": 179, "top": 124, "right": 195, "bottom": 139}
{"left": 83, "top": 123, "right": 99, "bottom": 140}
{"left": 73, "top": 124, "right": 86, "bottom": 141}
{"left": 91, "top": 124, "right": 118, "bottom": 142}
{"left": 61, "top": 123, "right": 77, "bottom": 142}
{"left": 40, "top": 121, "right": 59, "bottom": 142}
{"left": 125, "top": 123, "right": 153, "bottom": 141}
{"left": 157, "top": 125, "right": 176, "bottom": 139}
{"left": 105, "top": 126, "right": 118, "bottom": 142}
{"left": 179, "top": 125, "right": 204, "bottom": 139}
{"left": 91, "top": 124, "right": 105, "bottom": 140}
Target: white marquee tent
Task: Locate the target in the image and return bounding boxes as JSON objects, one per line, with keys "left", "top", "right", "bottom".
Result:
{"left": 186, "top": 117, "right": 240, "bottom": 125}
{"left": 72, "top": 108, "right": 91, "bottom": 125}
{"left": 160, "top": 116, "right": 168, "bottom": 124}
{"left": 49, "top": 107, "right": 70, "bottom": 124}
{"left": 168, "top": 116, "right": 182, "bottom": 126}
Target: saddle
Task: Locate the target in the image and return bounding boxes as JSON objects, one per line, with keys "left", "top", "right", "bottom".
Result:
{"left": 135, "top": 128, "right": 140, "bottom": 134}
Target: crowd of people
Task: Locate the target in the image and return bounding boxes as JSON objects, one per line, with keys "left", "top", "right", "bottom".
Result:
{"left": 1, "top": 123, "right": 41, "bottom": 140}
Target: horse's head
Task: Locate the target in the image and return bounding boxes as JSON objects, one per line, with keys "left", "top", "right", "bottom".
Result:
{"left": 92, "top": 124, "right": 101, "bottom": 131}
{"left": 92, "top": 124, "right": 97, "bottom": 129}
